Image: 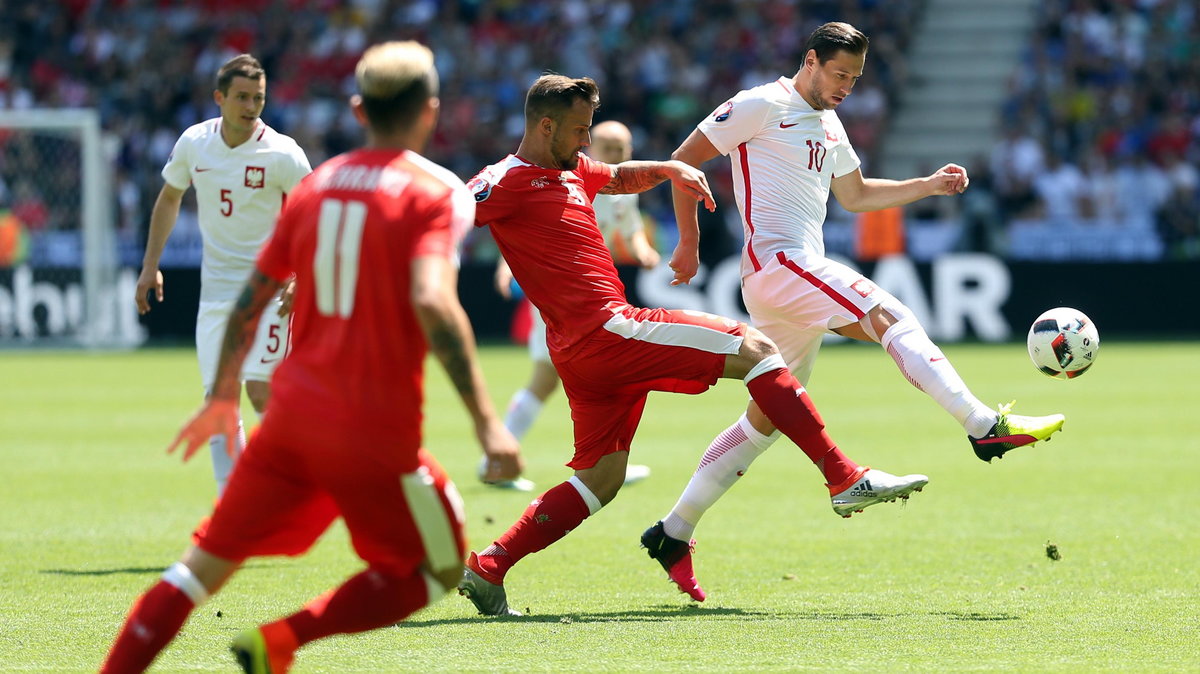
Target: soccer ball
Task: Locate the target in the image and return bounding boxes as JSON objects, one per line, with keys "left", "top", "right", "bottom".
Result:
{"left": 1026, "top": 307, "right": 1100, "bottom": 380}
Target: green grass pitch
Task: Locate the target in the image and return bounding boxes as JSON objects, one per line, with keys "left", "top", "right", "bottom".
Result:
{"left": 1, "top": 341, "right": 1197, "bottom": 672}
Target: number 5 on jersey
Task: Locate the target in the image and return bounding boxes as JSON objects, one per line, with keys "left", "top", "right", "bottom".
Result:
{"left": 314, "top": 198, "right": 366, "bottom": 318}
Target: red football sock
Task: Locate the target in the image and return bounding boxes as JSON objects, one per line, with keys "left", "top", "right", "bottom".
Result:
{"left": 282, "top": 567, "right": 430, "bottom": 647}
{"left": 482, "top": 481, "right": 592, "bottom": 580}
{"left": 746, "top": 367, "right": 859, "bottom": 485}
{"left": 100, "top": 581, "right": 195, "bottom": 673}
{"left": 818, "top": 447, "right": 861, "bottom": 488}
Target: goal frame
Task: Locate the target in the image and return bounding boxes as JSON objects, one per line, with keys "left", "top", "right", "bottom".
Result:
{"left": 0, "top": 108, "right": 129, "bottom": 347}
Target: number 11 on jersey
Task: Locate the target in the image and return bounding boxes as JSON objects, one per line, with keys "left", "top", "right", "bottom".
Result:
{"left": 314, "top": 198, "right": 366, "bottom": 318}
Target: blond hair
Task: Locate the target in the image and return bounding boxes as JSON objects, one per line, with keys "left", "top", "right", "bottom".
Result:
{"left": 355, "top": 41, "right": 439, "bottom": 133}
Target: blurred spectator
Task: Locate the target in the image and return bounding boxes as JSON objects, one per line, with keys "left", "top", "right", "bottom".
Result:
{"left": 1080, "top": 148, "right": 1119, "bottom": 220}
{"left": 1032, "top": 152, "right": 1087, "bottom": 222}
{"left": 989, "top": 123, "right": 1044, "bottom": 220}
{"left": 1114, "top": 153, "right": 1171, "bottom": 232}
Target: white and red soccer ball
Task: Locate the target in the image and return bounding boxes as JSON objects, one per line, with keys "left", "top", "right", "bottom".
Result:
{"left": 1026, "top": 307, "right": 1100, "bottom": 380}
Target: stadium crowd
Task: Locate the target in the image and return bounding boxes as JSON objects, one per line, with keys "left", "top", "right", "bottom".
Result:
{"left": 992, "top": 0, "right": 1200, "bottom": 259}
{"left": 0, "top": 0, "right": 909, "bottom": 268}
{"left": 0, "top": 0, "right": 1196, "bottom": 263}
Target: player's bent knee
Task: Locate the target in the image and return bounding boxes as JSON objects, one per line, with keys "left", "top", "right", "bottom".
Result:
{"left": 742, "top": 327, "right": 778, "bottom": 358}
{"left": 724, "top": 328, "right": 782, "bottom": 381}
{"left": 725, "top": 328, "right": 779, "bottom": 379}
{"left": 744, "top": 326, "right": 782, "bottom": 362}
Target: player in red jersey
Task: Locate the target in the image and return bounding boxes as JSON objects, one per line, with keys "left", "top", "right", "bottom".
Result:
{"left": 101, "top": 42, "right": 520, "bottom": 673}
{"left": 456, "top": 75, "right": 926, "bottom": 616}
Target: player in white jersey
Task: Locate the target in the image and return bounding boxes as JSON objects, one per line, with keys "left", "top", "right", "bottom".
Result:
{"left": 640, "top": 22, "right": 1068, "bottom": 599}
{"left": 134, "top": 54, "right": 312, "bottom": 495}
{"left": 487, "top": 121, "right": 658, "bottom": 492}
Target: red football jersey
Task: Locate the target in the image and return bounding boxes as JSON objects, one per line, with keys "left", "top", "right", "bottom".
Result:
{"left": 257, "top": 148, "right": 472, "bottom": 454}
{"left": 469, "top": 153, "right": 624, "bottom": 354}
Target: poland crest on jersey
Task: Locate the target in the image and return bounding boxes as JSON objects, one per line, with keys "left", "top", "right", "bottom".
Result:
{"left": 244, "top": 166, "right": 265, "bottom": 188}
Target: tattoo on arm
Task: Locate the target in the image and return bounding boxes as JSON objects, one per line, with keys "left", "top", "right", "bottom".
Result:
{"left": 211, "top": 271, "right": 283, "bottom": 399}
{"left": 600, "top": 161, "right": 671, "bottom": 195}
{"left": 426, "top": 317, "right": 479, "bottom": 401}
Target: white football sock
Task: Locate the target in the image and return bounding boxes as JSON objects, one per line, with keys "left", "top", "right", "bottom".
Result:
{"left": 662, "top": 413, "right": 779, "bottom": 541}
{"left": 210, "top": 418, "right": 246, "bottom": 496}
{"left": 880, "top": 318, "right": 996, "bottom": 438}
{"left": 503, "top": 388, "right": 543, "bottom": 440}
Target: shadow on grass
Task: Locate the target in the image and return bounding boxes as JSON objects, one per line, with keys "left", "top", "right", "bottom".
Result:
{"left": 41, "top": 561, "right": 283, "bottom": 577}
{"left": 42, "top": 566, "right": 165, "bottom": 577}
{"left": 406, "top": 605, "right": 1023, "bottom": 627}
{"left": 932, "top": 611, "right": 1021, "bottom": 621}
{"left": 405, "top": 604, "right": 765, "bottom": 627}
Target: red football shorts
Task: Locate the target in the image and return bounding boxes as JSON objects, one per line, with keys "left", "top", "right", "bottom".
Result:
{"left": 194, "top": 416, "right": 466, "bottom": 577}
{"left": 553, "top": 305, "right": 747, "bottom": 469}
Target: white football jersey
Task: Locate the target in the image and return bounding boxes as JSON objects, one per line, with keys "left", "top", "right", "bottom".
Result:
{"left": 592, "top": 192, "right": 642, "bottom": 245}
{"left": 162, "top": 118, "right": 311, "bottom": 301}
{"left": 697, "top": 76, "right": 860, "bottom": 277}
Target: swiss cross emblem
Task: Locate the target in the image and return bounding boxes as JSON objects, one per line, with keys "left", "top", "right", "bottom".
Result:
{"left": 850, "top": 278, "right": 876, "bottom": 298}
{"left": 558, "top": 174, "right": 587, "bottom": 205}
{"left": 244, "top": 166, "right": 266, "bottom": 189}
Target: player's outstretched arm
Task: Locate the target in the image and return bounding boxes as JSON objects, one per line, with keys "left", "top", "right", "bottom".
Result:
{"left": 168, "top": 270, "right": 282, "bottom": 461}
{"left": 135, "top": 183, "right": 186, "bottom": 314}
{"left": 600, "top": 156, "right": 716, "bottom": 284}
{"left": 667, "top": 130, "right": 723, "bottom": 285}
{"left": 831, "top": 164, "right": 969, "bottom": 213}
{"left": 412, "top": 254, "right": 522, "bottom": 482}
{"left": 601, "top": 159, "right": 715, "bottom": 209}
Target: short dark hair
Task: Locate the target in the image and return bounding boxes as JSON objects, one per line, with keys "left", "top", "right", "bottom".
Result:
{"left": 803, "top": 22, "right": 869, "bottom": 64}
{"left": 355, "top": 41, "right": 439, "bottom": 135}
{"left": 524, "top": 75, "right": 600, "bottom": 127}
{"left": 216, "top": 54, "right": 265, "bottom": 94}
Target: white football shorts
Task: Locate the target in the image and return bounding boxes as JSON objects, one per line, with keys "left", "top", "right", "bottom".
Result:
{"left": 742, "top": 249, "right": 893, "bottom": 385}
{"left": 195, "top": 297, "right": 290, "bottom": 392}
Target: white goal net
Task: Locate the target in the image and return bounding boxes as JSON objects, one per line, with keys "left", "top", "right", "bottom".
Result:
{"left": 0, "top": 109, "right": 144, "bottom": 347}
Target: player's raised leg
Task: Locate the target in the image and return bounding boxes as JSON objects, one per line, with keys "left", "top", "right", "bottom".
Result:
{"left": 847, "top": 297, "right": 1064, "bottom": 462}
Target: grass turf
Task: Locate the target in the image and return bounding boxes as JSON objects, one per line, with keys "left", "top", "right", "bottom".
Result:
{"left": 1, "top": 341, "right": 1197, "bottom": 672}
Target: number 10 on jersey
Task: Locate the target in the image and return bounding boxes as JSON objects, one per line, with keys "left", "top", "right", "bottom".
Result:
{"left": 805, "top": 140, "right": 826, "bottom": 173}
{"left": 314, "top": 198, "right": 366, "bottom": 318}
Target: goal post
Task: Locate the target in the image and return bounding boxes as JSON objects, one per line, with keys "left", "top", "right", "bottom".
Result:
{"left": 0, "top": 108, "right": 145, "bottom": 348}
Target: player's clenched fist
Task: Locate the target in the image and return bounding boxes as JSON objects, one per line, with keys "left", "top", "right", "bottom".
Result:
{"left": 930, "top": 163, "right": 969, "bottom": 195}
